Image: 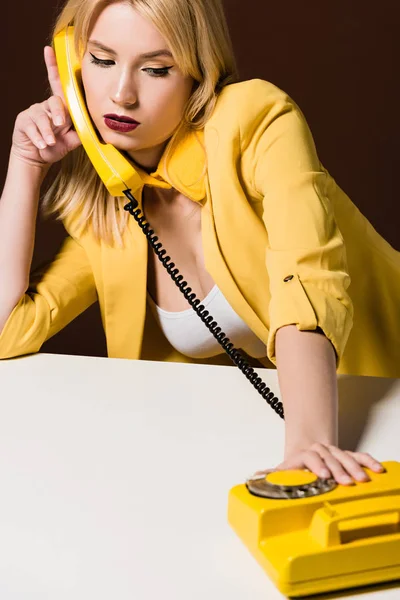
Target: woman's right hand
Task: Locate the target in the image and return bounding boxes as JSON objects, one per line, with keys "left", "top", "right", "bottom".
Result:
{"left": 11, "top": 45, "right": 82, "bottom": 168}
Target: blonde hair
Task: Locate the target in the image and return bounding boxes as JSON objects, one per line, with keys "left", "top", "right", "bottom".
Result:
{"left": 43, "top": 0, "right": 238, "bottom": 246}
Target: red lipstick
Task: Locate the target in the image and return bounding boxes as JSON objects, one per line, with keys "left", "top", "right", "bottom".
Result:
{"left": 104, "top": 114, "right": 140, "bottom": 133}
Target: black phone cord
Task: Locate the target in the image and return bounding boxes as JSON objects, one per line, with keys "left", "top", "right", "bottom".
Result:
{"left": 123, "top": 189, "right": 284, "bottom": 419}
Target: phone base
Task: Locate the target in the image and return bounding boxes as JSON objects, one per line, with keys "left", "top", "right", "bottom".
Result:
{"left": 228, "top": 461, "right": 400, "bottom": 597}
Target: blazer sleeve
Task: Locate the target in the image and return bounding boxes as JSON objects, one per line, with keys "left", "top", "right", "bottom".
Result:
{"left": 0, "top": 234, "right": 97, "bottom": 359}
{"left": 240, "top": 80, "right": 353, "bottom": 366}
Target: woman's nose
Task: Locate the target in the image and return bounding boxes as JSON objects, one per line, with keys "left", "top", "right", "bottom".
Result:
{"left": 110, "top": 76, "right": 138, "bottom": 107}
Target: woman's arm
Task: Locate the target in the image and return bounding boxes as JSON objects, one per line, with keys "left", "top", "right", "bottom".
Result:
{"left": 0, "top": 45, "right": 81, "bottom": 336}
{"left": 274, "top": 325, "right": 384, "bottom": 484}
{"left": 276, "top": 324, "right": 338, "bottom": 453}
{"left": 236, "top": 80, "right": 384, "bottom": 484}
{"left": 0, "top": 155, "right": 49, "bottom": 334}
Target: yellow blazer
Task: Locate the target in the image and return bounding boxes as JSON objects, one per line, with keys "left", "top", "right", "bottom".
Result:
{"left": 1, "top": 79, "right": 399, "bottom": 377}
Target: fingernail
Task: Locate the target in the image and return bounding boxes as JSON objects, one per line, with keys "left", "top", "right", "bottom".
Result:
{"left": 320, "top": 469, "right": 330, "bottom": 478}
{"left": 341, "top": 476, "right": 353, "bottom": 484}
{"left": 248, "top": 471, "right": 266, "bottom": 480}
{"left": 38, "top": 141, "right": 46, "bottom": 149}
{"left": 373, "top": 464, "right": 385, "bottom": 472}
{"left": 54, "top": 116, "right": 63, "bottom": 126}
{"left": 46, "top": 136, "right": 55, "bottom": 145}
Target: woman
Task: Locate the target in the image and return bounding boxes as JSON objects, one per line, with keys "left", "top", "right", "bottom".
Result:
{"left": 0, "top": 0, "right": 396, "bottom": 484}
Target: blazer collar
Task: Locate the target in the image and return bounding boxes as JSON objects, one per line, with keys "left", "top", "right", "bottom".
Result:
{"left": 132, "top": 129, "right": 206, "bottom": 202}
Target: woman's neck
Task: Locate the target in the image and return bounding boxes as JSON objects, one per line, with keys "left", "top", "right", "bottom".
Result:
{"left": 127, "top": 138, "right": 171, "bottom": 173}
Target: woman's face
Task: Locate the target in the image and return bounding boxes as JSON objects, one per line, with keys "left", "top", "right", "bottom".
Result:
{"left": 81, "top": 2, "right": 194, "bottom": 170}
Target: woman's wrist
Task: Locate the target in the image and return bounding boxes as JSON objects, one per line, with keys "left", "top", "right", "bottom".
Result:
{"left": 284, "top": 436, "right": 338, "bottom": 460}
{"left": 9, "top": 149, "right": 51, "bottom": 183}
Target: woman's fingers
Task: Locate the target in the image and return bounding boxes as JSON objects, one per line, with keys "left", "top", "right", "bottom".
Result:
{"left": 256, "top": 445, "right": 385, "bottom": 488}
{"left": 63, "top": 128, "right": 82, "bottom": 152}
{"left": 343, "top": 449, "right": 385, "bottom": 473}
{"left": 44, "top": 45, "right": 67, "bottom": 104}
{"left": 24, "top": 119, "right": 49, "bottom": 151}
{"left": 28, "top": 103, "right": 57, "bottom": 147}
{"left": 310, "top": 443, "right": 362, "bottom": 484}
{"left": 47, "top": 94, "right": 66, "bottom": 127}
{"left": 284, "top": 450, "right": 330, "bottom": 479}
{"left": 328, "top": 447, "right": 370, "bottom": 482}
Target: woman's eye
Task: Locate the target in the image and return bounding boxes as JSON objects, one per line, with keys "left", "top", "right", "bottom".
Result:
{"left": 88, "top": 54, "right": 172, "bottom": 77}
{"left": 89, "top": 53, "right": 115, "bottom": 68}
{"left": 142, "top": 67, "right": 173, "bottom": 78}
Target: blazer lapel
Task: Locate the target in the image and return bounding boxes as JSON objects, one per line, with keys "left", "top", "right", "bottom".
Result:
{"left": 202, "top": 131, "right": 270, "bottom": 345}
{"left": 101, "top": 192, "right": 148, "bottom": 359}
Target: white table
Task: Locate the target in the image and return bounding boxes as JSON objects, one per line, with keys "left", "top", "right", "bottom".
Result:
{"left": 0, "top": 353, "right": 399, "bottom": 599}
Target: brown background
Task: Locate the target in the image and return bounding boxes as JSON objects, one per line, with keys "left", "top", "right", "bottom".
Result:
{"left": 3, "top": 1, "right": 400, "bottom": 357}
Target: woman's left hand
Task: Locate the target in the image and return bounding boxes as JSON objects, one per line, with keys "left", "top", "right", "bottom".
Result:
{"left": 257, "top": 442, "right": 385, "bottom": 485}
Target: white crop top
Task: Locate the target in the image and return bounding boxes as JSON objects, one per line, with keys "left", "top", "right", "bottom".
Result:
{"left": 147, "top": 285, "right": 267, "bottom": 359}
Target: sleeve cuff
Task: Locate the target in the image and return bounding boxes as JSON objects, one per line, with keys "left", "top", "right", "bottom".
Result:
{"left": 0, "top": 294, "right": 50, "bottom": 360}
{"left": 266, "top": 273, "right": 353, "bottom": 368}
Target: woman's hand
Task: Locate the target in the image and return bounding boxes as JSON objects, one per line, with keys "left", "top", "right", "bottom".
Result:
{"left": 257, "top": 442, "right": 385, "bottom": 485}
{"left": 11, "top": 46, "right": 81, "bottom": 168}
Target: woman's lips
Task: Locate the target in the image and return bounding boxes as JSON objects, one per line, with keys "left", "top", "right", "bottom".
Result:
{"left": 104, "top": 117, "right": 140, "bottom": 133}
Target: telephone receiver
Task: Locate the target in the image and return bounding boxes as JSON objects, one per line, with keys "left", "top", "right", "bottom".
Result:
{"left": 53, "top": 24, "right": 284, "bottom": 418}
{"left": 53, "top": 25, "right": 143, "bottom": 198}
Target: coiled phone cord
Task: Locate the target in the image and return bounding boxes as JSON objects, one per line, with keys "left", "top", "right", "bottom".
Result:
{"left": 123, "top": 189, "right": 284, "bottom": 419}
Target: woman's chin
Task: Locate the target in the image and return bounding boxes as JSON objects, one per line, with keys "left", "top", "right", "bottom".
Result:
{"left": 94, "top": 126, "right": 143, "bottom": 149}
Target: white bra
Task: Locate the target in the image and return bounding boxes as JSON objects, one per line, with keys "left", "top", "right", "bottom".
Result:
{"left": 147, "top": 284, "right": 267, "bottom": 359}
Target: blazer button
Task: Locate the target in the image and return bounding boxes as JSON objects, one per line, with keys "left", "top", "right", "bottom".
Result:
{"left": 283, "top": 275, "right": 294, "bottom": 282}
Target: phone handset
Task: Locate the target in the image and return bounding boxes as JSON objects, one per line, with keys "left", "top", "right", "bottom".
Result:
{"left": 53, "top": 26, "right": 283, "bottom": 418}
{"left": 53, "top": 26, "right": 143, "bottom": 197}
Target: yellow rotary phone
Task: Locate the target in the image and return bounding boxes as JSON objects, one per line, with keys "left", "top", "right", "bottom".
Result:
{"left": 228, "top": 461, "right": 400, "bottom": 597}
{"left": 53, "top": 26, "right": 400, "bottom": 598}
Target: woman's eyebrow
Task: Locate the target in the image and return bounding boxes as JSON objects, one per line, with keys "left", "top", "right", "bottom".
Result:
{"left": 88, "top": 39, "right": 173, "bottom": 59}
